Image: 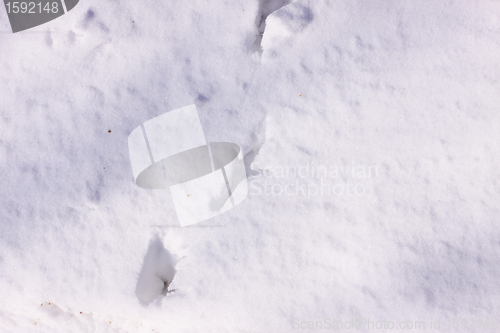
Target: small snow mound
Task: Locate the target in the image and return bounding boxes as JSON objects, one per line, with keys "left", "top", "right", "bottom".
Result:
{"left": 273, "top": 2, "right": 313, "bottom": 32}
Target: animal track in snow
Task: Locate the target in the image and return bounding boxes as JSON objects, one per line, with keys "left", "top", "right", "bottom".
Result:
{"left": 136, "top": 236, "right": 177, "bottom": 305}
{"left": 251, "top": 0, "right": 293, "bottom": 52}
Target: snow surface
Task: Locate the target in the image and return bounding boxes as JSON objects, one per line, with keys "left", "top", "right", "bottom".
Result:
{"left": 1, "top": 0, "right": 500, "bottom": 332}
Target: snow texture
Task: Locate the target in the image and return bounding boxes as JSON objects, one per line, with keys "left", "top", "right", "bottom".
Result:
{"left": 1, "top": 0, "right": 500, "bottom": 332}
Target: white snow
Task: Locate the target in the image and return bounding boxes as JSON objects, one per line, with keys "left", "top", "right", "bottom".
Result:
{"left": 1, "top": 0, "right": 500, "bottom": 332}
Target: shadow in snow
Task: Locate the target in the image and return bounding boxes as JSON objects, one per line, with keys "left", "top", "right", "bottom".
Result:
{"left": 136, "top": 236, "right": 177, "bottom": 305}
